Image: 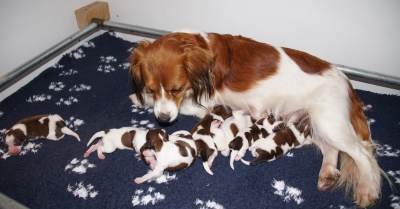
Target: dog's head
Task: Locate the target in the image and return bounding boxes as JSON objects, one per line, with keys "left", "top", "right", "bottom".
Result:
{"left": 129, "top": 32, "right": 214, "bottom": 123}
{"left": 142, "top": 129, "right": 169, "bottom": 152}
{"left": 3, "top": 128, "right": 27, "bottom": 155}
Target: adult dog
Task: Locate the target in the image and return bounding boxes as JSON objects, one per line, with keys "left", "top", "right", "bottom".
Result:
{"left": 129, "top": 29, "right": 385, "bottom": 207}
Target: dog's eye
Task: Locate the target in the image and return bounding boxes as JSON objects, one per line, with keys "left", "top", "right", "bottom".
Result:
{"left": 147, "top": 89, "right": 155, "bottom": 94}
{"left": 170, "top": 87, "right": 183, "bottom": 95}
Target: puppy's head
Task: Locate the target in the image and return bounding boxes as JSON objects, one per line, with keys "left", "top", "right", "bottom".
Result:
{"left": 129, "top": 33, "right": 214, "bottom": 123}
{"left": 142, "top": 129, "right": 169, "bottom": 152}
{"left": 211, "top": 105, "right": 232, "bottom": 120}
{"left": 294, "top": 117, "right": 311, "bottom": 139}
{"left": 3, "top": 128, "right": 27, "bottom": 155}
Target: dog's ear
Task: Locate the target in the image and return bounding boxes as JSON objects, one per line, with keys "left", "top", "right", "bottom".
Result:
{"left": 183, "top": 47, "right": 215, "bottom": 106}
{"left": 129, "top": 41, "right": 150, "bottom": 106}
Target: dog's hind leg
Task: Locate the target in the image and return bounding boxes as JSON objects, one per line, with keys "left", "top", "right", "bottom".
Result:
{"left": 84, "top": 140, "right": 101, "bottom": 158}
{"left": 310, "top": 103, "right": 380, "bottom": 207}
{"left": 312, "top": 140, "right": 340, "bottom": 191}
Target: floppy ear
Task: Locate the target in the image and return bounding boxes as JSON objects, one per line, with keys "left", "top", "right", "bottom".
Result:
{"left": 183, "top": 47, "right": 215, "bottom": 106}
{"left": 129, "top": 41, "right": 150, "bottom": 106}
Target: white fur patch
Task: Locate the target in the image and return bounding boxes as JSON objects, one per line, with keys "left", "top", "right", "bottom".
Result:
{"left": 174, "top": 28, "right": 210, "bottom": 44}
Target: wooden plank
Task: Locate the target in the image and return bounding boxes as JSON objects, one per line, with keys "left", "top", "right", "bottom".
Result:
{"left": 75, "top": 1, "right": 110, "bottom": 29}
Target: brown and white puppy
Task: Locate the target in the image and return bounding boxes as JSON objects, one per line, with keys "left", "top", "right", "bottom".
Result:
{"left": 228, "top": 114, "right": 284, "bottom": 169}
{"left": 135, "top": 130, "right": 196, "bottom": 184}
{"left": 3, "top": 114, "right": 80, "bottom": 155}
{"left": 212, "top": 110, "right": 255, "bottom": 158}
{"left": 84, "top": 127, "right": 159, "bottom": 159}
{"left": 241, "top": 116, "right": 311, "bottom": 166}
{"left": 190, "top": 105, "right": 232, "bottom": 175}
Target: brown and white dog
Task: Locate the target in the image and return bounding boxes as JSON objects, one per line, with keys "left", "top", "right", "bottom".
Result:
{"left": 135, "top": 130, "right": 196, "bottom": 184}
{"left": 129, "top": 29, "right": 384, "bottom": 207}
{"left": 241, "top": 116, "right": 311, "bottom": 166}
{"left": 212, "top": 110, "right": 254, "bottom": 158}
{"left": 2, "top": 114, "right": 80, "bottom": 155}
{"left": 228, "top": 114, "right": 284, "bottom": 170}
{"left": 83, "top": 127, "right": 159, "bottom": 159}
{"left": 190, "top": 105, "right": 232, "bottom": 175}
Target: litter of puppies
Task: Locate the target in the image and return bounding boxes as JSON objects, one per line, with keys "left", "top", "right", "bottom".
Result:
{"left": 1, "top": 106, "right": 311, "bottom": 183}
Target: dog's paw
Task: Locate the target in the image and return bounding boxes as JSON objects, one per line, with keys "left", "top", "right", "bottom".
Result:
{"left": 317, "top": 164, "right": 340, "bottom": 191}
{"left": 354, "top": 181, "right": 379, "bottom": 207}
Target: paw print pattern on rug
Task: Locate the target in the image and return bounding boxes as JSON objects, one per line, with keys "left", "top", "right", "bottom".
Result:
{"left": 132, "top": 187, "right": 165, "bottom": 206}
{"left": 195, "top": 199, "right": 225, "bottom": 209}
{"left": 97, "top": 56, "right": 117, "bottom": 73}
{"left": 64, "top": 116, "right": 84, "bottom": 131}
{"left": 272, "top": 179, "right": 305, "bottom": 205}
{"left": 377, "top": 145, "right": 400, "bottom": 157}
{"left": 59, "top": 69, "right": 78, "bottom": 76}
{"left": 65, "top": 158, "right": 96, "bottom": 174}
{"left": 68, "top": 84, "right": 91, "bottom": 92}
{"left": 49, "top": 82, "right": 66, "bottom": 92}
{"left": 26, "top": 94, "right": 52, "bottom": 103}
{"left": 67, "top": 182, "right": 98, "bottom": 199}
{"left": 55, "top": 96, "right": 78, "bottom": 106}
{"left": 69, "top": 48, "right": 86, "bottom": 59}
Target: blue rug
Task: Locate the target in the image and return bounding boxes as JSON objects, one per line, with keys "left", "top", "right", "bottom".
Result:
{"left": 0, "top": 31, "right": 399, "bottom": 209}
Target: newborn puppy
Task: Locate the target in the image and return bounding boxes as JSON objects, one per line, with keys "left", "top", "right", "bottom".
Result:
{"left": 213, "top": 110, "right": 255, "bottom": 158}
{"left": 191, "top": 105, "right": 232, "bottom": 175}
{"left": 242, "top": 116, "right": 311, "bottom": 166}
{"left": 228, "top": 114, "right": 284, "bottom": 169}
{"left": 135, "top": 130, "right": 197, "bottom": 184}
{"left": 3, "top": 114, "right": 80, "bottom": 155}
{"left": 84, "top": 127, "right": 158, "bottom": 159}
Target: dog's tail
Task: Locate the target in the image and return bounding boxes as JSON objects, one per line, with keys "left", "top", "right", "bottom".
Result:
{"left": 61, "top": 127, "right": 81, "bottom": 141}
{"left": 240, "top": 158, "right": 250, "bottom": 165}
{"left": 87, "top": 131, "right": 106, "bottom": 146}
{"left": 229, "top": 150, "right": 239, "bottom": 170}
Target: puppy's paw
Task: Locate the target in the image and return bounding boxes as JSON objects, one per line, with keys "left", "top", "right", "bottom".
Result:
{"left": 134, "top": 178, "right": 144, "bottom": 184}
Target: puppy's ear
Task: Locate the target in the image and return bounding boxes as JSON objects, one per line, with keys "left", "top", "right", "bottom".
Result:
{"left": 183, "top": 47, "right": 214, "bottom": 106}
{"left": 272, "top": 123, "right": 285, "bottom": 133}
{"left": 303, "top": 125, "right": 311, "bottom": 139}
{"left": 142, "top": 139, "right": 155, "bottom": 150}
{"left": 129, "top": 41, "right": 150, "bottom": 106}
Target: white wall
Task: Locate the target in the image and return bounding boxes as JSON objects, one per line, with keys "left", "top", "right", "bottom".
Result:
{"left": 1, "top": 0, "right": 400, "bottom": 101}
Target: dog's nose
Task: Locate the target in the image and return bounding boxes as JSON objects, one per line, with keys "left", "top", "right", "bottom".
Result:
{"left": 157, "top": 113, "right": 171, "bottom": 123}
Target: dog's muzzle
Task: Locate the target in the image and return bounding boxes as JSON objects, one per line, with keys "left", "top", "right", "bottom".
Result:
{"left": 157, "top": 113, "right": 171, "bottom": 123}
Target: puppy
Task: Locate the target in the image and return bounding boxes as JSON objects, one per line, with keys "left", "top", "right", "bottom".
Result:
{"left": 228, "top": 114, "right": 284, "bottom": 169}
{"left": 190, "top": 105, "right": 232, "bottom": 175}
{"left": 3, "top": 114, "right": 80, "bottom": 155}
{"left": 84, "top": 127, "right": 159, "bottom": 159}
{"left": 241, "top": 116, "right": 311, "bottom": 166}
{"left": 213, "top": 110, "right": 255, "bottom": 158}
{"left": 135, "top": 130, "right": 196, "bottom": 184}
